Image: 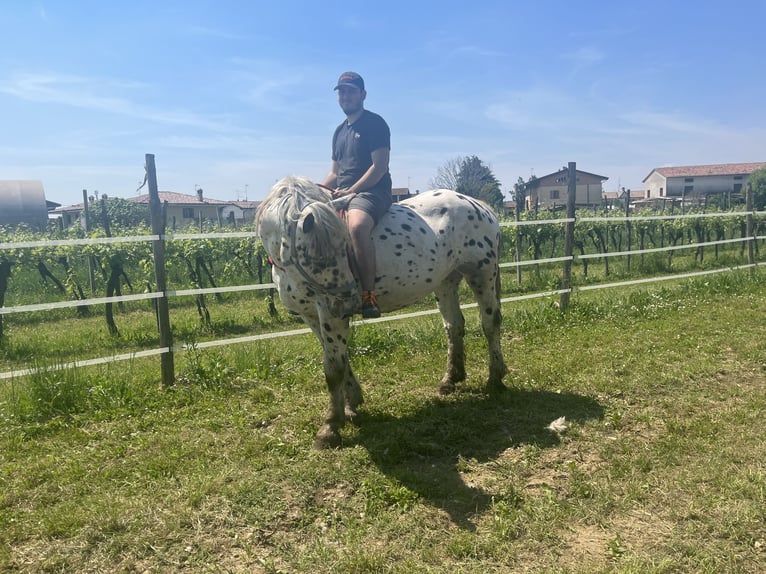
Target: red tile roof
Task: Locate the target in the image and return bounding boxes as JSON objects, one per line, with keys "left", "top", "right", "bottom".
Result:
{"left": 131, "top": 191, "right": 233, "bottom": 205}
{"left": 53, "top": 191, "right": 235, "bottom": 212}
{"left": 645, "top": 162, "right": 766, "bottom": 181}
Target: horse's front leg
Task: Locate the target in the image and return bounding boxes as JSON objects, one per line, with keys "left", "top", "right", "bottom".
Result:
{"left": 307, "top": 312, "right": 361, "bottom": 449}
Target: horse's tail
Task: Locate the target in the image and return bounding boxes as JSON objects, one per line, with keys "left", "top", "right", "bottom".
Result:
{"left": 495, "top": 260, "right": 502, "bottom": 308}
{"left": 495, "top": 227, "right": 503, "bottom": 305}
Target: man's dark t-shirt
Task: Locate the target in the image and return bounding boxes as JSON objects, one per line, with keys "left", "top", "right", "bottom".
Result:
{"left": 331, "top": 109, "right": 392, "bottom": 197}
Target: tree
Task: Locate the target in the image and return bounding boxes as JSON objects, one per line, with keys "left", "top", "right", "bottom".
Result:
{"left": 513, "top": 177, "right": 526, "bottom": 210}
{"left": 477, "top": 182, "right": 505, "bottom": 210}
{"left": 456, "top": 156, "right": 503, "bottom": 210}
{"left": 749, "top": 167, "right": 766, "bottom": 210}
{"left": 429, "top": 156, "right": 463, "bottom": 190}
{"left": 431, "top": 155, "right": 504, "bottom": 210}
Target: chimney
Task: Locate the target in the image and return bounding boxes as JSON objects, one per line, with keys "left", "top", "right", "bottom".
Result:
{"left": 196, "top": 188, "right": 203, "bottom": 202}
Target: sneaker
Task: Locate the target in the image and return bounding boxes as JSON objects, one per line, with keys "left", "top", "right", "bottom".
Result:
{"left": 361, "top": 290, "right": 381, "bottom": 319}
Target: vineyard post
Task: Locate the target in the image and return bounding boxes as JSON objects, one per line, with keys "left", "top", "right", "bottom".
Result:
{"left": 514, "top": 193, "right": 522, "bottom": 285}
{"left": 560, "top": 161, "right": 576, "bottom": 311}
{"left": 146, "top": 154, "right": 175, "bottom": 386}
{"left": 82, "top": 189, "right": 97, "bottom": 294}
{"left": 625, "top": 189, "right": 632, "bottom": 272}
{"left": 746, "top": 182, "right": 755, "bottom": 273}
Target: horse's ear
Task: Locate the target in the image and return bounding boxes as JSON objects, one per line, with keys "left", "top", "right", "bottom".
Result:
{"left": 301, "top": 212, "right": 315, "bottom": 233}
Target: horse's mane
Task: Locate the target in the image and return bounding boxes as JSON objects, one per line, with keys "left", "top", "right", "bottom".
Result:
{"left": 256, "top": 176, "right": 347, "bottom": 259}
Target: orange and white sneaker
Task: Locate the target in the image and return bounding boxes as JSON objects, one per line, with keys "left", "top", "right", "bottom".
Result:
{"left": 361, "top": 290, "right": 381, "bottom": 319}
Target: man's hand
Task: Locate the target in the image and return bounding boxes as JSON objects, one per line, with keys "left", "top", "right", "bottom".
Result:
{"left": 332, "top": 187, "right": 355, "bottom": 199}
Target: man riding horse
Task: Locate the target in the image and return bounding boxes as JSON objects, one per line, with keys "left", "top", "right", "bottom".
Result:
{"left": 322, "top": 72, "right": 391, "bottom": 319}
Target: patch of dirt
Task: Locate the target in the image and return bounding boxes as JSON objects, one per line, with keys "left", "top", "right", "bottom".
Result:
{"left": 559, "top": 523, "right": 611, "bottom": 568}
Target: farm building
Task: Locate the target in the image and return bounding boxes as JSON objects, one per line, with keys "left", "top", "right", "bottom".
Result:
{"left": 392, "top": 187, "right": 413, "bottom": 202}
{"left": 524, "top": 168, "right": 608, "bottom": 211}
{"left": 0, "top": 180, "right": 57, "bottom": 229}
{"left": 130, "top": 189, "right": 244, "bottom": 228}
{"left": 642, "top": 162, "right": 766, "bottom": 201}
{"left": 53, "top": 189, "right": 259, "bottom": 229}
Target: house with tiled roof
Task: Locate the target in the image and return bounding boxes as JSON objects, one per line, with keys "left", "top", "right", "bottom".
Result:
{"left": 524, "top": 168, "right": 608, "bottom": 211}
{"left": 643, "top": 162, "right": 766, "bottom": 200}
{"left": 52, "top": 189, "right": 256, "bottom": 229}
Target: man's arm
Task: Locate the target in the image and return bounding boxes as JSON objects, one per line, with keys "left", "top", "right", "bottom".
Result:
{"left": 335, "top": 147, "right": 390, "bottom": 197}
{"left": 322, "top": 161, "right": 340, "bottom": 189}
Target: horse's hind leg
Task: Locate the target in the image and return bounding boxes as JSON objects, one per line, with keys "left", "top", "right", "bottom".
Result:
{"left": 434, "top": 272, "right": 466, "bottom": 395}
{"left": 344, "top": 370, "right": 363, "bottom": 420}
{"left": 467, "top": 267, "right": 508, "bottom": 393}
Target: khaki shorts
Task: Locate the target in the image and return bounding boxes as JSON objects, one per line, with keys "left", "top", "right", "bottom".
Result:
{"left": 347, "top": 190, "right": 392, "bottom": 224}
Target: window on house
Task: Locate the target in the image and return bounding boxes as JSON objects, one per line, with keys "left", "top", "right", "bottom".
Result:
{"left": 684, "top": 185, "right": 694, "bottom": 194}
{"left": 733, "top": 184, "right": 743, "bottom": 193}
{"left": 734, "top": 175, "right": 743, "bottom": 180}
{"left": 660, "top": 187, "right": 664, "bottom": 196}
{"left": 183, "top": 208, "right": 194, "bottom": 218}
{"left": 684, "top": 178, "right": 694, "bottom": 183}
{"left": 550, "top": 190, "right": 560, "bottom": 199}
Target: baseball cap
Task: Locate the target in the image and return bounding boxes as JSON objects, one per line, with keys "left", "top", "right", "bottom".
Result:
{"left": 334, "top": 71, "right": 365, "bottom": 91}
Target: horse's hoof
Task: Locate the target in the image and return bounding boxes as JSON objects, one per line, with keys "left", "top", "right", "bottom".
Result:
{"left": 438, "top": 381, "right": 457, "bottom": 396}
{"left": 344, "top": 405, "right": 359, "bottom": 422}
{"left": 486, "top": 380, "right": 507, "bottom": 395}
{"left": 314, "top": 427, "right": 342, "bottom": 449}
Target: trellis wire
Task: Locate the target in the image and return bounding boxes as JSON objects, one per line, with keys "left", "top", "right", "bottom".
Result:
{"left": 1, "top": 183, "right": 764, "bottom": 381}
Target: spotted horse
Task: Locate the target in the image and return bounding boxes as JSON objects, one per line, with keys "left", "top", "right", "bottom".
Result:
{"left": 256, "top": 176, "right": 508, "bottom": 448}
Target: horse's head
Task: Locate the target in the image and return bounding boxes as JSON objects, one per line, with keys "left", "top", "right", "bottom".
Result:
{"left": 256, "top": 176, "right": 360, "bottom": 315}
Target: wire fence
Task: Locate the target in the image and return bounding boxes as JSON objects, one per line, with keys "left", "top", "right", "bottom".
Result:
{"left": 1, "top": 160, "right": 763, "bottom": 382}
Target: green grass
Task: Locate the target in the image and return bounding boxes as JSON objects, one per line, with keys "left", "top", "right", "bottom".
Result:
{"left": 1, "top": 272, "right": 766, "bottom": 572}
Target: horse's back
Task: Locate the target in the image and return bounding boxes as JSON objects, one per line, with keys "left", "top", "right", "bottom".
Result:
{"left": 372, "top": 189, "right": 501, "bottom": 309}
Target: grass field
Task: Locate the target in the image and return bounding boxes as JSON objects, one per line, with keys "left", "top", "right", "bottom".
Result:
{"left": 1, "top": 271, "right": 765, "bottom": 573}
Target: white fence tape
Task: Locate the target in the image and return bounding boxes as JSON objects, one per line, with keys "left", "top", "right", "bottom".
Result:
{"left": 1, "top": 211, "right": 764, "bottom": 381}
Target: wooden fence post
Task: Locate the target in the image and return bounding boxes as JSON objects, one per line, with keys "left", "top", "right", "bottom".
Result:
{"left": 625, "top": 189, "right": 632, "bottom": 272}
{"left": 514, "top": 195, "right": 522, "bottom": 286}
{"left": 560, "top": 162, "right": 577, "bottom": 311}
{"left": 146, "top": 154, "right": 175, "bottom": 386}
{"left": 746, "top": 182, "right": 755, "bottom": 273}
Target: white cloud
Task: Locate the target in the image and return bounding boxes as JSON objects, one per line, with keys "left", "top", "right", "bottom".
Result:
{"left": 0, "top": 72, "right": 240, "bottom": 132}
{"left": 484, "top": 88, "right": 573, "bottom": 130}
{"left": 619, "top": 110, "right": 728, "bottom": 137}
{"left": 563, "top": 46, "right": 604, "bottom": 67}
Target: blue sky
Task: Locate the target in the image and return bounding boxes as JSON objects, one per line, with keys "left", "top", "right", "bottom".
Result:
{"left": 1, "top": 1, "right": 764, "bottom": 206}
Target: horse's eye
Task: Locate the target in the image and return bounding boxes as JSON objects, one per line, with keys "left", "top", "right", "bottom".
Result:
{"left": 301, "top": 213, "right": 316, "bottom": 233}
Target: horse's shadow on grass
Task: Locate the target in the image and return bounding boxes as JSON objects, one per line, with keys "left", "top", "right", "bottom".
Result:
{"left": 348, "top": 387, "right": 604, "bottom": 529}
